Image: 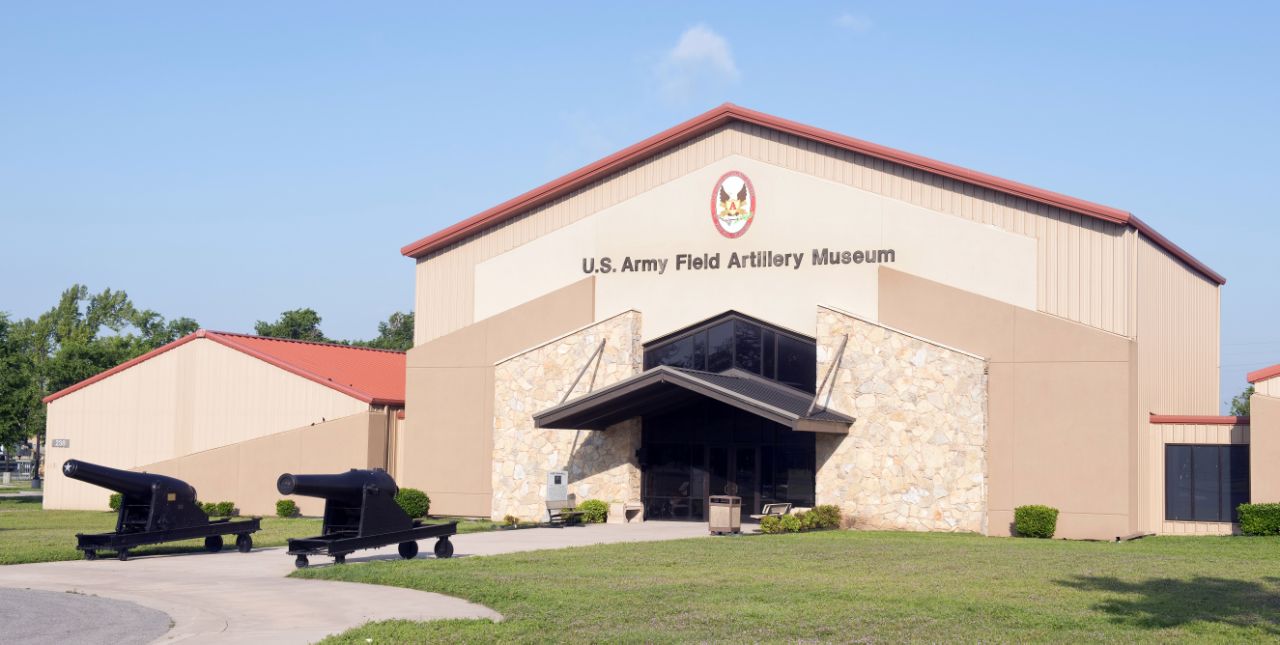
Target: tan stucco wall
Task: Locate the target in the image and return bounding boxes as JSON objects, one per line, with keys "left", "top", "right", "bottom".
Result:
{"left": 877, "top": 267, "right": 1138, "bottom": 539}
{"left": 43, "top": 338, "right": 369, "bottom": 511}
{"left": 491, "top": 312, "right": 643, "bottom": 520}
{"left": 136, "top": 411, "right": 388, "bottom": 517}
{"left": 399, "top": 278, "right": 596, "bottom": 517}
{"left": 1251, "top": 393, "right": 1280, "bottom": 504}
{"left": 814, "top": 307, "right": 988, "bottom": 533}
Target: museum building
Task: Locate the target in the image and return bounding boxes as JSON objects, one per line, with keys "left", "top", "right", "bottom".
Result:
{"left": 394, "top": 103, "right": 1270, "bottom": 540}
{"left": 42, "top": 104, "right": 1279, "bottom": 540}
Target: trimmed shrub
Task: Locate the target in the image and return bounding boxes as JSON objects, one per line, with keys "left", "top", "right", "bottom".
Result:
{"left": 503, "top": 514, "right": 520, "bottom": 527}
{"left": 759, "top": 515, "right": 784, "bottom": 534}
{"left": 214, "top": 501, "right": 236, "bottom": 517}
{"left": 1014, "top": 504, "right": 1059, "bottom": 538}
{"left": 1238, "top": 503, "right": 1280, "bottom": 536}
{"left": 108, "top": 493, "right": 122, "bottom": 512}
{"left": 760, "top": 514, "right": 804, "bottom": 534}
{"left": 199, "top": 501, "right": 217, "bottom": 516}
{"left": 806, "top": 505, "right": 842, "bottom": 529}
{"left": 395, "top": 488, "right": 431, "bottom": 518}
{"left": 577, "top": 499, "right": 609, "bottom": 523}
{"left": 276, "top": 499, "right": 299, "bottom": 518}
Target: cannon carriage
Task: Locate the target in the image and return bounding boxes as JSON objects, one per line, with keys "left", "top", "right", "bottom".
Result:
{"left": 278, "top": 468, "right": 456, "bottom": 568}
{"left": 62, "top": 459, "right": 261, "bottom": 561}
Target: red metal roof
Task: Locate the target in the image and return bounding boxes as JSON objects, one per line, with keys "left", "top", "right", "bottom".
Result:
{"left": 42, "top": 330, "right": 406, "bottom": 406}
{"left": 1149, "top": 413, "right": 1250, "bottom": 426}
{"left": 1248, "top": 364, "right": 1280, "bottom": 384}
{"left": 400, "top": 103, "right": 1225, "bottom": 285}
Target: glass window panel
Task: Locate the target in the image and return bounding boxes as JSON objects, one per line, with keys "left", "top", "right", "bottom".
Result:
{"left": 692, "top": 331, "right": 707, "bottom": 371}
{"left": 644, "top": 336, "right": 697, "bottom": 370}
{"left": 706, "top": 322, "right": 733, "bottom": 372}
{"left": 1191, "top": 445, "right": 1221, "bottom": 522}
{"left": 777, "top": 334, "right": 817, "bottom": 392}
{"left": 1165, "top": 445, "right": 1193, "bottom": 521}
{"left": 734, "top": 321, "right": 762, "bottom": 374}
{"left": 1227, "top": 446, "right": 1251, "bottom": 522}
{"left": 762, "top": 329, "right": 776, "bottom": 379}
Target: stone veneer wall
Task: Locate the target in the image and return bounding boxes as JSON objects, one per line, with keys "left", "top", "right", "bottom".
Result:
{"left": 814, "top": 306, "right": 988, "bottom": 533}
{"left": 492, "top": 311, "right": 643, "bottom": 521}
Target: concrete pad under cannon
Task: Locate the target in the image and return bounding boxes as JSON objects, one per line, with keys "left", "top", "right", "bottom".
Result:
{"left": 0, "top": 521, "right": 711, "bottom": 643}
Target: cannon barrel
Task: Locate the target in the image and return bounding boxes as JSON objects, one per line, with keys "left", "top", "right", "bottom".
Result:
{"left": 61, "top": 459, "right": 192, "bottom": 498}
{"left": 277, "top": 469, "right": 398, "bottom": 503}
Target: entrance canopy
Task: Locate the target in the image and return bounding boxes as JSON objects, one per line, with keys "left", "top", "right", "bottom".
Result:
{"left": 533, "top": 366, "right": 852, "bottom": 434}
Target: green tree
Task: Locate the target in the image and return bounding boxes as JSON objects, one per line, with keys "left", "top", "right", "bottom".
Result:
{"left": 254, "top": 309, "right": 330, "bottom": 342}
{"left": 353, "top": 311, "right": 414, "bottom": 351}
{"left": 0, "top": 314, "right": 40, "bottom": 454}
{"left": 1229, "top": 385, "right": 1254, "bottom": 417}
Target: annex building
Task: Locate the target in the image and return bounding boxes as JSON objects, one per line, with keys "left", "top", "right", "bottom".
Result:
{"left": 42, "top": 330, "right": 405, "bottom": 517}
{"left": 394, "top": 104, "right": 1271, "bottom": 540}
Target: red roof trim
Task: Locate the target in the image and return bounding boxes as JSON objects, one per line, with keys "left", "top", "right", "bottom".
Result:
{"left": 1149, "top": 413, "right": 1250, "bottom": 426}
{"left": 1247, "top": 364, "right": 1280, "bottom": 384}
{"left": 399, "top": 103, "right": 1225, "bottom": 285}
{"left": 43, "top": 330, "right": 406, "bottom": 406}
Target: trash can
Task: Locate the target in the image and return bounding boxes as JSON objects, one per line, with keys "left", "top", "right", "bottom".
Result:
{"left": 708, "top": 495, "right": 741, "bottom": 535}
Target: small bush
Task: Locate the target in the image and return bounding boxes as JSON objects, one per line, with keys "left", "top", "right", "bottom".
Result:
{"left": 1014, "top": 504, "right": 1059, "bottom": 538}
{"left": 395, "top": 488, "right": 431, "bottom": 518}
{"left": 214, "top": 501, "right": 236, "bottom": 517}
{"left": 199, "top": 501, "right": 217, "bottom": 516}
{"left": 759, "top": 515, "right": 784, "bottom": 534}
{"left": 1239, "top": 503, "right": 1280, "bottom": 536}
{"left": 276, "top": 499, "right": 299, "bottom": 518}
{"left": 577, "top": 499, "right": 609, "bottom": 523}
{"left": 760, "top": 513, "right": 804, "bottom": 534}
{"left": 806, "top": 505, "right": 842, "bottom": 529}
{"left": 108, "top": 493, "right": 122, "bottom": 512}
{"left": 503, "top": 514, "right": 520, "bottom": 527}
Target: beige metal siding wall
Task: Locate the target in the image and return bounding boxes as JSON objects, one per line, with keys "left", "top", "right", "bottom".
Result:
{"left": 414, "top": 123, "right": 1134, "bottom": 344}
{"left": 43, "top": 338, "right": 369, "bottom": 510}
{"left": 1135, "top": 235, "right": 1223, "bottom": 532}
{"left": 1146, "top": 421, "right": 1248, "bottom": 535}
{"left": 1257, "top": 377, "right": 1280, "bottom": 398}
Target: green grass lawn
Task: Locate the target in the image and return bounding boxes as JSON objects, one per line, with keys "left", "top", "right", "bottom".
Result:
{"left": 296, "top": 530, "right": 1280, "bottom": 643}
{"left": 0, "top": 497, "right": 322, "bottom": 564}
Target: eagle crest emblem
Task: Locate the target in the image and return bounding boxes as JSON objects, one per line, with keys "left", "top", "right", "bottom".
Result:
{"left": 711, "top": 171, "right": 755, "bottom": 238}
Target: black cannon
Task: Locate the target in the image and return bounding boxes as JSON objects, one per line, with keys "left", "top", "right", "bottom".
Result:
{"left": 62, "top": 459, "right": 261, "bottom": 561}
{"left": 278, "top": 468, "right": 456, "bottom": 568}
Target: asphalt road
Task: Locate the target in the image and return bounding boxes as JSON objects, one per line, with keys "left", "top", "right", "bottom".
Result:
{"left": 0, "top": 587, "right": 171, "bottom": 645}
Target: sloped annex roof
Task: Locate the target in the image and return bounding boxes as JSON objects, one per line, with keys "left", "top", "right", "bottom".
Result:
{"left": 533, "top": 366, "right": 853, "bottom": 434}
{"left": 400, "top": 103, "right": 1225, "bottom": 285}
{"left": 42, "top": 330, "right": 406, "bottom": 406}
{"left": 1247, "top": 364, "right": 1280, "bottom": 384}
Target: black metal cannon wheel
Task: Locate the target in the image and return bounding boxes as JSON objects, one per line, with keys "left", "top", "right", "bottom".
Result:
{"left": 204, "top": 535, "right": 223, "bottom": 553}
{"left": 83, "top": 550, "right": 97, "bottom": 561}
{"left": 398, "top": 541, "right": 419, "bottom": 559}
{"left": 294, "top": 555, "right": 309, "bottom": 569}
{"left": 117, "top": 549, "right": 130, "bottom": 561}
{"left": 434, "top": 537, "right": 453, "bottom": 559}
{"left": 236, "top": 534, "right": 253, "bottom": 553}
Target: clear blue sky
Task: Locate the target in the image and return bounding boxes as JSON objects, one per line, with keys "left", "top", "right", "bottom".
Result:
{"left": 2, "top": 2, "right": 1276, "bottom": 410}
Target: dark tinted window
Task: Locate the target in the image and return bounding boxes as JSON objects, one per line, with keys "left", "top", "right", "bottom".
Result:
{"left": 776, "top": 334, "right": 816, "bottom": 392}
{"left": 762, "top": 329, "right": 776, "bottom": 379}
{"left": 706, "top": 322, "right": 734, "bottom": 372}
{"left": 734, "top": 321, "right": 762, "bottom": 374}
{"left": 1165, "top": 444, "right": 1250, "bottom": 522}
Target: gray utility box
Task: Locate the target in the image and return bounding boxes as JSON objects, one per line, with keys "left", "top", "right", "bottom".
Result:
{"left": 546, "top": 470, "right": 568, "bottom": 503}
{"left": 708, "top": 495, "right": 741, "bottom": 535}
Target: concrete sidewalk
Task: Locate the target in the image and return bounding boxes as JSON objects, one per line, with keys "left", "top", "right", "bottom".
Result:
{"left": 0, "top": 521, "right": 709, "bottom": 643}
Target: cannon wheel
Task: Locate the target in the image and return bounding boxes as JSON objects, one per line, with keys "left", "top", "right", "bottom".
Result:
{"left": 83, "top": 550, "right": 97, "bottom": 561}
{"left": 117, "top": 549, "right": 130, "bottom": 561}
{"left": 398, "top": 541, "right": 419, "bottom": 560}
{"left": 204, "top": 535, "right": 224, "bottom": 553}
{"left": 294, "top": 555, "right": 309, "bottom": 569}
{"left": 434, "top": 537, "right": 454, "bottom": 559}
{"left": 236, "top": 534, "right": 253, "bottom": 553}
{"left": 333, "top": 553, "right": 347, "bottom": 565}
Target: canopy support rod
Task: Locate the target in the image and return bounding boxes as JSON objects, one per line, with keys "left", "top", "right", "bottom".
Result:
{"left": 561, "top": 339, "right": 608, "bottom": 404}
{"left": 807, "top": 334, "right": 847, "bottom": 417}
